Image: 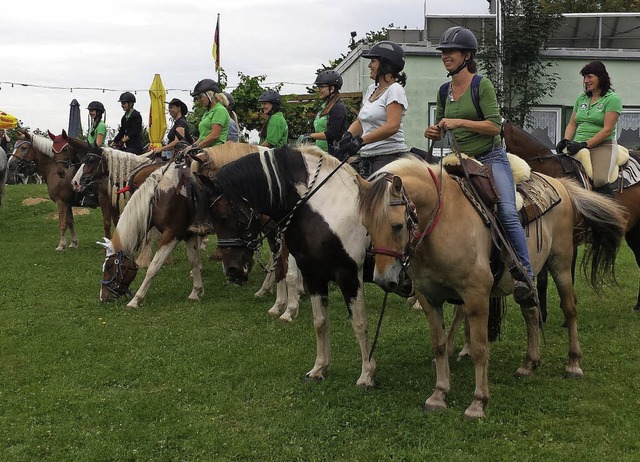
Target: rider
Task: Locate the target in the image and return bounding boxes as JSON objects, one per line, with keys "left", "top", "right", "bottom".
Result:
{"left": 191, "top": 79, "right": 230, "bottom": 149}
{"left": 111, "top": 91, "right": 144, "bottom": 154}
{"left": 224, "top": 92, "right": 240, "bottom": 143}
{"left": 258, "top": 90, "right": 288, "bottom": 148}
{"left": 151, "top": 98, "right": 193, "bottom": 159}
{"left": 298, "top": 70, "right": 349, "bottom": 158}
{"left": 86, "top": 101, "right": 107, "bottom": 147}
{"left": 424, "top": 25, "right": 537, "bottom": 307}
{"left": 335, "top": 40, "right": 409, "bottom": 175}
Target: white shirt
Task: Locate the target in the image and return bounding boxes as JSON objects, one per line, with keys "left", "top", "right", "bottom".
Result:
{"left": 358, "top": 82, "right": 408, "bottom": 157}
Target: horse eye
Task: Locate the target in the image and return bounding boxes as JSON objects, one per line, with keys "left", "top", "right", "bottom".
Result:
{"left": 392, "top": 223, "right": 404, "bottom": 233}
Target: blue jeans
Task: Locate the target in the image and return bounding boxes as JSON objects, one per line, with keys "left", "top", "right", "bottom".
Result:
{"left": 477, "top": 146, "right": 534, "bottom": 280}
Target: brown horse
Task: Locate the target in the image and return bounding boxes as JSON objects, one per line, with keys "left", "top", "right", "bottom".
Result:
{"left": 504, "top": 121, "right": 640, "bottom": 311}
{"left": 8, "top": 131, "right": 89, "bottom": 250}
{"left": 358, "top": 156, "right": 626, "bottom": 418}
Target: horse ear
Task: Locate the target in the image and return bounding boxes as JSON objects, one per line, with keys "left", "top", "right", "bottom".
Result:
{"left": 391, "top": 175, "right": 403, "bottom": 194}
{"left": 48, "top": 130, "right": 55, "bottom": 140}
{"left": 96, "top": 237, "right": 115, "bottom": 256}
{"left": 61, "top": 129, "right": 68, "bottom": 140}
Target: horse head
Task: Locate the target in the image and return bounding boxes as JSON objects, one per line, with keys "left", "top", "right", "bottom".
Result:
{"left": 200, "top": 175, "right": 259, "bottom": 285}
{"left": 96, "top": 238, "right": 139, "bottom": 302}
{"left": 7, "top": 134, "right": 37, "bottom": 175}
{"left": 73, "top": 144, "right": 106, "bottom": 192}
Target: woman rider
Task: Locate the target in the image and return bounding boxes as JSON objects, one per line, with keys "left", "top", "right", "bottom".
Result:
{"left": 191, "top": 79, "right": 230, "bottom": 149}
{"left": 258, "top": 90, "right": 288, "bottom": 148}
{"left": 86, "top": 101, "right": 107, "bottom": 147}
{"left": 424, "top": 26, "right": 537, "bottom": 307}
{"left": 151, "top": 98, "right": 193, "bottom": 159}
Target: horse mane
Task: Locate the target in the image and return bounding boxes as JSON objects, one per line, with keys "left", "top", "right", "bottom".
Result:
{"left": 199, "top": 143, "right": 262, "bottom": 171}
{"left": 103, "top": 148, "right": 154, "bottom": 207}
{"left": 31, "top": 134, "right": 54, "bottom": 158}
{"left": 111, "top": 167, "right": 165, "bottom": 255}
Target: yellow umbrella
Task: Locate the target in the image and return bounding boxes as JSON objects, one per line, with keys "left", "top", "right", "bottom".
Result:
{"left": 0, "top": 110, "right": 18, "bottom": 129}
{"left": 148, "top": 74, "right": 167, "bottom": 150}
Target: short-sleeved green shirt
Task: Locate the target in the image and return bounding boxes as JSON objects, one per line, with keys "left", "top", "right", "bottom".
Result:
{"left": 436, "top": 76, "right": 502, "bottom": 157}
{"left": 87, "top": 120, "right": 107, "bottom": 146}
{"left": 313, "top": 107, "right": 329, "bottom": 152}
{"left": 573, "top": 90, "right": 622, "bottom": 142}
{"left": 259, "top": 111, "right": 288, "bottom": 147}
{"left": 198, "top": 102, "right": 230, "bottom": 145}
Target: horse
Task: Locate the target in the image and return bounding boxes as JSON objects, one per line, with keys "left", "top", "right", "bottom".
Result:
{"left": 198, "top": 145, "right": 376, "bottom": 386}
{"left": 95, "top": 142, "right": 300, "bottom": 312}
{"left": 0, "top": 146, "right": 7, "bottom": 205}
{"left": 7, "top": 131, "right": 89, "bottom": 250}
{"left": 504, "top": 121, "right": 640, "bottom": 312}
{"left": 358, "top": 155, "right": 626, "bottom": 419}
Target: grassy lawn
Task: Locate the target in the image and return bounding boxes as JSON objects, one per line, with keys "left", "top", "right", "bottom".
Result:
{"left": 1, "top": 183, "right": 639, "bottom": 461}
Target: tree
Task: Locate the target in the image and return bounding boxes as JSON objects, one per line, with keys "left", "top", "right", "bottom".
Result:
{"left": 477, "top": 0, "right": 564, "bottom": 126}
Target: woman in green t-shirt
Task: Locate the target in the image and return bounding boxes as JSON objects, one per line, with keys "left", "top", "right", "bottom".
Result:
{"left": 556, "top": 61, "right": 622, "bottom": 196}
{"left": 190, "top": 78, "right": 230, "bottom": 149}
{"left": 86, "top": 101, "right": 107, "bottom": 147}
{"left": 258, "top": 90, "right": 288, "bottom": 148}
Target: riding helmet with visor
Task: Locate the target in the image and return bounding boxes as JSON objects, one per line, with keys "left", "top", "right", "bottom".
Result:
{"left": 258, "top": 90, "right": 282, "bottom": 104}
{"left": 87, "top": 101, "right": 105, "bottom": 113}
{"left": 436, "top": 26, "right": 478, "bottom": 52}
{"left": 118, "top": 91, "right": 136, "bottom": 103}
{"left": 191, "top": 79, "right": 221, "bottom": 97}
{"left": 314, "top": 70, "right": 343, "bottom": 90}
{"left": 362, "top": 40, "right": 405, "bottom": 71}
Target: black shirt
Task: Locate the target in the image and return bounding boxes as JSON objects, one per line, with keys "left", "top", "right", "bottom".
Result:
{"left": 167, "top": 117, "right": 193, "bottom": 144}
{"left": 113, "top": 109, "right": 143, "bottom": 152}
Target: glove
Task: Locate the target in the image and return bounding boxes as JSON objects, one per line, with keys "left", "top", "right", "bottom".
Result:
{"left": 555, "top": 138, "right": 569, "bottom": 154}
{"left": 335, "top": 132, "right": 363, "bottom": 159}
{"left": 297, "top": 133, "right": 314, "bottom": 144}
{"left": 566, "top": 141, "right": 588, "bottom": 155}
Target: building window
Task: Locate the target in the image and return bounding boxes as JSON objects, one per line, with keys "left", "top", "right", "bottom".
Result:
{"left": 618, "top": 110, "right": 640, "bottom": 150}
{"left": 525, "top": 108, "right": 562, "bottom": 152}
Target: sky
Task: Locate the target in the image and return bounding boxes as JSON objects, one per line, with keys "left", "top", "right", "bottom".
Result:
{"left": 0, "top": 0, "right": 489, "bottom": 136}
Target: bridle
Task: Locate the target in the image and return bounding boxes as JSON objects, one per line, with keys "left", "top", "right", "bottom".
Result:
{"left": 10, "top": 140, "right": 37, "bottom": 175}
{"left": 212, "top": 194, "right": 264, "bottom": 251}
{"left": 79, "top": 151, "right": 107, "bottom": 188}
{"left": 370, "top": 167, "right": 444, "bottom": 269}
{"left": 100, "top": 250, "right": 139, "bottom": 298}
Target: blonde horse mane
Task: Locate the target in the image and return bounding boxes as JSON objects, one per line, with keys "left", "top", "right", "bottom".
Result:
{"left": 31, "top": 135, "right": 54, "bottom": 158}
{"left": 190, "top": 143, "right": 266, "bottom": 175}
{"left": 103, "top": 148, "right": 154, "bottom": 208}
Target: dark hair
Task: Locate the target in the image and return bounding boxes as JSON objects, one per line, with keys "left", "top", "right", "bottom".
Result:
{"left": 580, "top": 60, "right": 613, "bottom": 96}
{"left": 377, "top": 58, "right": 408, "bottom": 87}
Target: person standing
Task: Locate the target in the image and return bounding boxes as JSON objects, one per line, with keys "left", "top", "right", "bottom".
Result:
{"left": 191, "top": 79, "right": 230, "bottom": 149}
{"left": 424, "top": 26, "right": 536, "bottom": 307}
{"left": 556, "top": 60, "right": 622, "bottom": 197}
{"left": 151, "top": 98, "right": 193, "bottom": 158}
{"left": 299, "top": 69, "right": 349, "bottom": 158}
{"left": 86, "top": 101, "right": 107, "bottom": 147}
{"left": 258, "top": 90, "right": 288, "bottom": 148}
{"left": 0, "top": 129, "right": 9, "bottom": 153}
{"left": 335, "top": 40, "right": 408, "bottom": 175}
{"left": 111, "top": 91, "right": 144, "bottom": 154}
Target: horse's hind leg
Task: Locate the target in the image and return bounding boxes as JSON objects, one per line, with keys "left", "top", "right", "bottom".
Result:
{"left": 127, "top": 239, "right": 179, "bottom": 308}
{"left": 55, "top": 201, "right": 71, "bottom": 251}
{"left": 280, "top": 254, "right": 302, "bottom": 322}
{"left": 623, "top": 224, "right": 640, "bottom": 311}
{"left": 267, "top": 279, "right": 287, "bottom": 317}
{"left": 515, "top": 303, "right": 541, "bottom": 377}
{"left": 184, "top": 235, "right": 204, "bottom": 301}
{"left": 66, "top": 204, "right": 78, "bottom": 248}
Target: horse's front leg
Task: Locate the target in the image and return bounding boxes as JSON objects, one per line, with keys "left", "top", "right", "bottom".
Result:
{"left": 551, "top": 265, "right": 583, "bottom": 378}
{"left": 184, "top": 235, "right": 204, "bottom": 301}
{"left": 127, "top": 239, "right": 179, "bottom": 308}
{"left": 416, "top": 291, "right": 449, "bottom": 412}
{"left": 305, "top": 291, "right": 331, "bottom": 382}
{"left": 463, "top": 294, "right": 491, "bottom": 420}
{"left": 348, "top": 281, "right": 375, "bottom": 387}
{"left": 280, "top": 254, "right": 302, "bottom": 322}
{"left": 55, "top": 201, "right": 71, "bottom": 251}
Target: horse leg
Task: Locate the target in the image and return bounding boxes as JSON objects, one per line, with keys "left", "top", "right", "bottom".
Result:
{"left": 415, "top": 291, "right": 449, "bottom": 412}
{"left": 462, "top": 295, "right": 491, "bottom": 419}
{"left": 305, "top": 291, "right": 331, "bottom": 382}
{"left": 515, "top": 304, "right": 541, "bottom": 377}
{"left": 127, "top": 239, "right": 179, "bottom": 308}
{"left": 55, "top": 201, "right": 70, "bottom": 251}
{"left": 624, "top": 225, "right": 640, "bottom": 311}
{"left": 537, "top": 264, "right": 549, "bottom": 323}
{"left": 184, "top": 235, "right": 204, "bottom": 301}
{"left": 444, "top": 304, "right": 465, "bottom": 359}
{"left": 267, "top": 279, "right": 287, "bottom": 317}
{"left": 66, "top": 203, "right": 78, "bottom": 248}
{"left": 280, "top": 254, "right": 301, "bottom": 322}
{"left": 348, "top": 283, "right": 375, "bottom": 387}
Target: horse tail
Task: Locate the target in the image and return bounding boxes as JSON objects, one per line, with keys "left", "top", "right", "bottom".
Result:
{"left": 488, "top": 296, "right": 507, "bottom": 342}
{"left": 113, "top": 168, "right": 165, "bottom": 255}
{"left": 559, "top": 177, "right": 627, "bottom": 288}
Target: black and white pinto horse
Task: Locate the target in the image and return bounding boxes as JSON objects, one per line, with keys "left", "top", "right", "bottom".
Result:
{"left": 201, "top": 145, "right": 375, "bottom": 386}
{"left": 0, "top": 147, "right": 7, "bottom": 205}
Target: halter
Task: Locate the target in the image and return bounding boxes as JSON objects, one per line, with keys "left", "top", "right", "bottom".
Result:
{"left": 370, "top": 167, "right": 443, "bottom": 268}
{"left": 79, "top": 151, "right": 107, "bottom": 188}
{"left": 213, "top": 195, "right": 264, "bottom": 251}
{"left": 10, "top": 140, "right": 37, "bottom": 174}
{"left": 100, "top": 250, "right": 139, "bottom": 298}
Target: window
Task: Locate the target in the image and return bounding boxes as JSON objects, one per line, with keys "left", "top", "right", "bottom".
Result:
{"left": 618, "top": 110, "right": 640, "bottom": 150}
{"left": 525, "top": 108, "right": 562, "bottom": 152}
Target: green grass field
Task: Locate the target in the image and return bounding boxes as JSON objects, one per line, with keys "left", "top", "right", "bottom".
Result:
{"left": 1, "top": 183, "right": 640, "bottom": 461}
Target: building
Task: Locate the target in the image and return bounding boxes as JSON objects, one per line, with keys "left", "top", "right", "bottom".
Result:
{"left": 335, "top": 11, "right": 640, "bottom": 152}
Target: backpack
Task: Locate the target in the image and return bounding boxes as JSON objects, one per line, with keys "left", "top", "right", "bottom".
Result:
{"left": 438, "top": 74, "right": 484, "bottom": 120}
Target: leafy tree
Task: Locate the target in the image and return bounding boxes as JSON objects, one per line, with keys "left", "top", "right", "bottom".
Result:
{"left": 477, "top": 0, "right": 563, "bottom": 126}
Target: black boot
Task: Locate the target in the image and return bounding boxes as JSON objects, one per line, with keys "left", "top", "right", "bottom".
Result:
{"left": 188, "top": 184, "right": 215, "bottom": 235}
{"left": 594, "top": 183, "right": 615, "bottom": 198}
{"left": 510, "top": 268, "right": 538, "bottom": 307}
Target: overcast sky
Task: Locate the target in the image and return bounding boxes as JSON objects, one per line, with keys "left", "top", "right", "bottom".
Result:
{"left": 1, "top": 0, "right": 489, "bottom": 136}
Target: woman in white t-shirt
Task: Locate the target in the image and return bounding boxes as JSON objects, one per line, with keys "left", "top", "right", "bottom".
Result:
{"left": 335, "top": 40, "right": 408, "bottom": 176}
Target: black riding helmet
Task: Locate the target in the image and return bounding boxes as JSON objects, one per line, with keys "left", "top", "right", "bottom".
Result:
{"left": 314, "top": 70, "right": 343, "bottom": 90}
{"left": 191, "top": 79, "right": 221, "bottom": 97}
{"left": 436, "top": 26, "right": 478, "bottom": 77}
{"left": 362, "top": 40, "right": 405, "bottom": 72}
{"left": 87, "top": 101, "right": 105, "bottom": 113}
{"left": 258, "top": 89, "right": 281, "bottom": 104}
{"left": 118, "top": 91, "right": 136, "bottom": 103}
{"left": 223, "top": 92, "right": 235, "bottom": 110}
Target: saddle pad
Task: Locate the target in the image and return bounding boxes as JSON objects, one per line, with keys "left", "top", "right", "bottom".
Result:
{"left": 618, "top": 155, "right": 640, "bottom": 191}
{"left": 571, "top": 145, "right": 629, "bottom": 183}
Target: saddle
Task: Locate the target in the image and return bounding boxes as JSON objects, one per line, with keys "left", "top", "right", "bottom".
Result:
{"left": 569, "top": 145, "right": 640, "bottom": 192}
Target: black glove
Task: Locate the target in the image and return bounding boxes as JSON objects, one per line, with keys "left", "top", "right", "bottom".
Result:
{"left": 566, "top": 141, "right": 588, "bottom": 155}
{"left": 555, "top": 138, "right": 569, "bottom": 154}
{"left": 335, "top": 132, "right": 363, "bottom": 159}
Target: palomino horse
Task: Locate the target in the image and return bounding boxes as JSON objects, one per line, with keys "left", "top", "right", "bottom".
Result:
{"left": 199, "top": 145, "right": 376, "bottom": 386}
{"left": 358, "top": 156, "right": 626, "bottom": 418}
{"left": 8, "top": 132, "right": 88, "bottom": 250}
{"left": 95, "top": 143, "right": 293, "bottom": 310}
{"left": 504, "top": 121, "right": 640, "bottom": 311}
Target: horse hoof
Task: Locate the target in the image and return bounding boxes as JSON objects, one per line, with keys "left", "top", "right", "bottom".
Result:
{"left": 304, "top": 374, "right": 324, "bottom": 383}
{"left": 422, "top": 403, "right": 446, "bottom": 413}
{"left": 515, "top": 367, "right": 534, "bottom": 378}
{"left": 564, "top": 370, "right": 584, "bottom": 379}
{"left": 279, "top": 314, "right": 294, "bottom": 323}
{"left": 463, "top": 409, "right": 486, "bottom": 420}
{"left": 267, "top": 307, "right": 283, "bottom": 317}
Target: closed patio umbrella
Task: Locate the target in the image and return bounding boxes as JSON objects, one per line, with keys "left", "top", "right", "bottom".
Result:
{"left": 148, "top": 74, "right": 167, "bottom": 151}
{"left": 68, "top": 99, "right": 82, "bottom": 138}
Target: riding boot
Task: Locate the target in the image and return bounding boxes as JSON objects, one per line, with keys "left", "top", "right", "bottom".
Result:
{"left": 510, "top": 267, "right": 538, "bottom": 308}
{"left": 188, "top": 184, "right": 215, "bottom": 235}
{"left": 594, "top": 183, "right": 615, "bottom": 198}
